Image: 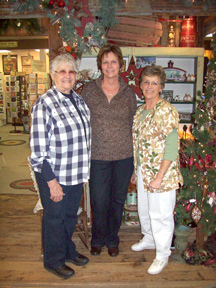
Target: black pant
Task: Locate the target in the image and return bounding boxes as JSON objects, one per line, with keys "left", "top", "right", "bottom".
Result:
{"left": 35, "top": 172, "right": 82, "bottom": 269}
{"left": 89, "top": 157, "right": 134, "bottom": 248}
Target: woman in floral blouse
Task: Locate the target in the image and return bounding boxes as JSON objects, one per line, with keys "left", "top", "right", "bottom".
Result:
{"left": 131, "top": 65, "right": 183, "bottom": 275}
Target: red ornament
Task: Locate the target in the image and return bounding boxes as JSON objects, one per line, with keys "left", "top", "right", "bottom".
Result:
{"left": 71, "top": 53, "right": 77, "bottom": 59}
{"left": 185, "top": 202, "right": 192, "bottom": 212}
{"left": 49, "top": 0, "right": 54, "bottom": 5}
{"left": 64, "top": 46, "right": 72, "bottom": 53}
{"left": 58, "top": 0, "right": 65, "bottom": 8}
{"left": 189, "top": 153, "right": 194, "bottom": 170}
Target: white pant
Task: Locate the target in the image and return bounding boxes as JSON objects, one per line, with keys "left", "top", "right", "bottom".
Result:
{"left": 137, "top": 166, "right": 176, "bottom": 260}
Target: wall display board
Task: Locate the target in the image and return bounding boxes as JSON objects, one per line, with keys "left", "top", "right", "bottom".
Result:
{"left": 0, "top": 72, "right": 5, "bottom": 122}
{"left": 5, "top": 74, "right": 27, "bottom": 124}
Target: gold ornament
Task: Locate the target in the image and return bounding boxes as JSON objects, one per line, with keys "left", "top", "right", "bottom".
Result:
{"left": 191, "top": 203, "right": 202, "bottom": 224}
{"left": 201, "top": 178, "right": 209, "bottom": 206}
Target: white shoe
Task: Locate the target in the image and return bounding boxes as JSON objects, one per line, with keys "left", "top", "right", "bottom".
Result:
{"left": 147, "top": 258, "right": 168, "bottom": 275}
{"left": 131, "top": 238, "right": 156, "bottom": 252}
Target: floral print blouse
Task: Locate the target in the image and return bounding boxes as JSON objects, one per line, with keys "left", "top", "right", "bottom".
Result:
{"left": 132, "top": 98, "right": 183, "bottom": 193}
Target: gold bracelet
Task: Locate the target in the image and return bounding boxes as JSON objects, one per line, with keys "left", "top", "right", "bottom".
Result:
{"left": 159, "top": 170, "right": 165, "bottom": 175}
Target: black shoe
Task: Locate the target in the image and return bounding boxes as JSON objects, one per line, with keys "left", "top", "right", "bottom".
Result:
{"left": 44, "top": 264, "right": 74, "bottom": 279}
{"left": 108, "top": 247, "right": 119, "bottom": 257}
{"left": 90, "top": 246, "right": 102, "bottom": 256}
{"left": 66, "top": 253, "right": 89, "bottom": 266}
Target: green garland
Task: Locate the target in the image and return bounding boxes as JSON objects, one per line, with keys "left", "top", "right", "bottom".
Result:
{"left": 8, "top": 0, "right": 122, "bottom": 57}
{"left": 0, "top": 18, "right": 41, "bottom": 35}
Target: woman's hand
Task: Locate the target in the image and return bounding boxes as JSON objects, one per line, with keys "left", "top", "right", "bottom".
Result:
{"left": 47, "top": 179, "right": 65, "bottom": 202}
{"left": 149, "top": 160, "right": 172, "bottom": 192}
{"left": 149, "top": 173, "right": 163, "bottom": 192}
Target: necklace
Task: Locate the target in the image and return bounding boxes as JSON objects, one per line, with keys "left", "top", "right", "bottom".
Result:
{"left": 102, "top": 83, "right": 120, "bottom": 97}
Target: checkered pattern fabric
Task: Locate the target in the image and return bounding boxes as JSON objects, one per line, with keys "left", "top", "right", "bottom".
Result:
{"left": 30, "top": 86, "right": 91, "bottom": 186}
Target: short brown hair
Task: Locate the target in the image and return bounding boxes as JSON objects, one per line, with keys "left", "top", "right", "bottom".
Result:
{"left": 139, "top": 65, "right": 166, "bottom": 89}
{"left": 97, "top": 44, "right": 124, "bottom": 72}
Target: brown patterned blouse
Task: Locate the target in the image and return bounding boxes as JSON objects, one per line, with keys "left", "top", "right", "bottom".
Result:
{"left": 81, "top": 75, "right": 137, "bottom": 161}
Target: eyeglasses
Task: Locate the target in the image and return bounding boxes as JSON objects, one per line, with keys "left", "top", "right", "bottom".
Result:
{"left": 142, "top": 80, "right": 161, "bottom": 87}
{"left": 55, "top": 70, "right": 77, "bottom": 77}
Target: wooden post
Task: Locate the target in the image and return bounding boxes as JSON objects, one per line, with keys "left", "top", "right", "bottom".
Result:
{"left": 196, "top": 223, "right": 205, "bottom": 249}
{"left": 48, "top": 20, "right": 63, "bottom": 60}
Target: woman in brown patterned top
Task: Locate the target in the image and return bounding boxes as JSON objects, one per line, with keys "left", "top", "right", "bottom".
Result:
{"left": 81, "top": 44, "right": 137, "bottom": 257}
{"left": 131, "top": 65, "right": 183, "bottom": 275}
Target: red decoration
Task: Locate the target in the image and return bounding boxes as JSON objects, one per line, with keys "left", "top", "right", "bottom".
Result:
{"left": 189, "top": 153, "right": 194, "bottom": 170}
{"left": 66, "top": 0, "right": 94, "bottom": 37}
{"left": 58, "top": 0, "right": 65, "bottom": 7}
{"left": 64, "top": 46, "right": 72, "bottom": 53}
{"left": 64, "top": 46, "right": 78, "bottom": 59}
{"left": 71, "top": 53, "right": 77, "bottom": 59}
{"left": 120, "top": 56, "right": 143, "bottom": 98}
{"left": 185, "top": 202, "right": 192, "bottom": 212}
{"left": 49, "top": 0, "right": 54, "bottom": 5}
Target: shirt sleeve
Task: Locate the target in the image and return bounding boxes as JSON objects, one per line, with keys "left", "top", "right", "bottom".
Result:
{"left": 30, "top": 97, "right": 53, "bottom": 173}
{"left": 41, "top": 159, "right": 56, "bottom": 182}
{"left": 163, "top": 128, "right": 179, "bottom": 161}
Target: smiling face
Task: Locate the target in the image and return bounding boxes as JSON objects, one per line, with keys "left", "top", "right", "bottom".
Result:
{"left": 50, "top": 63, "right": 76, "bottom": 94}
{"left": 101, "top": 52, "right": 120, "bottom": 80}
{"left": 140, "top": 75, "right": 163, "bottom": 104}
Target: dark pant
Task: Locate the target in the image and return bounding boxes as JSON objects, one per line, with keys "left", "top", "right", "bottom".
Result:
{"left": 89, "top": 157, "right": 134, "bottom": 248}
{"left": 35, "top": 172, "right": 82, "bottom": 269}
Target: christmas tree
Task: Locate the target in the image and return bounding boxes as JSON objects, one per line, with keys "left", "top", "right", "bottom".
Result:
{"left": 175, "top": 33, "right": 216, "bottom": 247}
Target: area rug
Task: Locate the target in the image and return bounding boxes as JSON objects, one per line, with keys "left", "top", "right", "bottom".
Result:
{"left": 0, "top": 140, "right": 26, "bottom": 146}
{"left": 10, "top": 179, "right": 37, "bottom": 193}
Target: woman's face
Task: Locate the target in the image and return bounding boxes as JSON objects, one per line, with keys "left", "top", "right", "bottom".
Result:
{"left": 51, "top": 63, "right": 76, "bottom": 94}
{"left": 101, "top": 52, "right": 120, "bottom": 79}
{"left": 140, "top": 75, "right": 163, "bottom": 102}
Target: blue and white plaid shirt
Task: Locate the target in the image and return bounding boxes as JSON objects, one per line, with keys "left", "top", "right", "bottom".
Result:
{"left": 30, "top": 85, "right": 91, "bottom": 186}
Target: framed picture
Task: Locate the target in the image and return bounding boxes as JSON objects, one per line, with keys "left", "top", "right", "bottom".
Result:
{"left": 2, "top": 55, "right": 18, "bottom": 75}
{"left": 22, "top": 66, "right": 31, "bottom": 74}
{"left": 135, "top": 56, "right": 156, "bottom": 69}
{"left": 161, "top": 90, "right": 174, "bottom": 102}
{"left": 179, "top": 113, "right": 192, "bottom": 122}
{"left": 21, "top": 56, "right": 33, "bottom": 66}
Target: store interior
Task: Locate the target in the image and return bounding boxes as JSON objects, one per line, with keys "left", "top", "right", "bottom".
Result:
{"left": 0, "top": 1, "right": 215, "bottom": 286}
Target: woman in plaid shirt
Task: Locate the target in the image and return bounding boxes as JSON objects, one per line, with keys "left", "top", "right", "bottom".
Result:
{"left": 30, "top": 53, "right": 91, "bottom": 279}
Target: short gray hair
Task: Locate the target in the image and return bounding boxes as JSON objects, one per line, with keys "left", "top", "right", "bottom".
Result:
{"left": 49, "top": 53, "right": 79, "bottom": 75}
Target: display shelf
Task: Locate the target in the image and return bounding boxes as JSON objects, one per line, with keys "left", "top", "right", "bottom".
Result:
{"left": 171, "top": 101, "right": 195, "bottom": 104}
{"left": 165, "top": 81, "right": 196, "bottom": 84}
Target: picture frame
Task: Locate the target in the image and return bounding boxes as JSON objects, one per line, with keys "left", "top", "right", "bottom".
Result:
{"left": 21, "top": 56, "right": 33, "bottom": 66}
{"left": 179, "top": 113, "right": 192, "bottom": 122}
{"left": 2, "top": 55, "right": 18, "bottom": 75}
{"left": 22, "top": 66, "right": 32, "bottom": 74}
{"left": 135, "top": 56, "right": 156, "bottom": 69}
